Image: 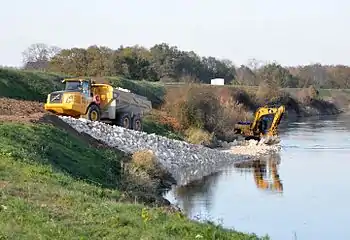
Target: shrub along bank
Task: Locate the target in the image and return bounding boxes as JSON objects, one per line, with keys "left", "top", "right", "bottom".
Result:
{"left": 158, "top": 83, "right": 341, "bottom": 145}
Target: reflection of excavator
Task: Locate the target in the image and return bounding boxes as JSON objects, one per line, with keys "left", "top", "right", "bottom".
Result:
{"left": 235, "top": 154, "right": 283, "bottom": 192}
{"left": 233, "top": 105, "right": 285, "bottom": 144}
{"left": 253, "top": 158, "right": 283, "bottom": 192}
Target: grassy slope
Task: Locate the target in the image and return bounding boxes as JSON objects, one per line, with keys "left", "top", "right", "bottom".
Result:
{"left": 0, "top": 122, "right": 267, "bottom": 240}
{"left": 0, "top": 68, "right": 65, "bottom": 102}
{"left": 0, "top": 68, "right": 165, "bottom": 105}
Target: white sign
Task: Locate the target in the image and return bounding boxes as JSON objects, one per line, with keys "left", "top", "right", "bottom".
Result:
{"left": 210, "top": 78, "right": 225, "bottom": 85}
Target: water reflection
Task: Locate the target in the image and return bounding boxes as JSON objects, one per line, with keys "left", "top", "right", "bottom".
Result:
{"left": 173, "top": 171, "right": 221, "bottom": 217}
{"left": 169, "top": 153, "right": 284, "bottom": 217}
{"left": 234, "top": 153, "right": 283, "bottom": 193}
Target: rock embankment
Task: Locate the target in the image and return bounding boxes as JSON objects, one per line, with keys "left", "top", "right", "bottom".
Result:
{"left": 60, "top": 116, "right": 279, "bottom": 186}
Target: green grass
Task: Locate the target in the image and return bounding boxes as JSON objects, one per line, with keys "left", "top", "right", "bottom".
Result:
{"left": 0, "top": 68, "right": 66, "bottom": 101}
{"left": 0, "top": 122, "right": 268, "bottom": 239}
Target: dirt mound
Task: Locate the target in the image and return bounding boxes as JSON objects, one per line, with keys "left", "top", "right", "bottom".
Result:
{"left": 0, "top": 97, "right": 45, "bottom": 123}
{"left": 0, "top": 97, "right": 115, "bottom": 150}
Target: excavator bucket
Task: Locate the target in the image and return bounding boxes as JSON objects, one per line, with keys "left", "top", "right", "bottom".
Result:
{"left": 259, "top": 136, "right": 280, "bottom": 145}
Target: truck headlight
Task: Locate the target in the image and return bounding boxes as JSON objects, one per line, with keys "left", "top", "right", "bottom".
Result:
{"left": 66, "top": 96, "right": 74, "bottom": 103}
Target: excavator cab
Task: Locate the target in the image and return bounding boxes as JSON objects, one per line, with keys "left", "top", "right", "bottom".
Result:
{"left": 234, "top": 105, "right": 285, "bottom": 144}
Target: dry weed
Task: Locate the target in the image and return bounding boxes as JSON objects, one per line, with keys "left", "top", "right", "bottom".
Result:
{"left": 131, "top": 150, "right": 157, "bottom": 174}
{"left": 184, "top": 127, "right": 214, "bottom": 146}
{"left": 255, "top": 82, "right": 281, "bottom": 105}
{"left": 296, "top": 85, "right": 319, "bottom": 104}
{"left": 162, "top": 84, "right": 253, "bottom": 141}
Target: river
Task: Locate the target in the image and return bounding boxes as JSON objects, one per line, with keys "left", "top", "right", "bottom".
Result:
{"left": 165, "top": 113, "right": 350, "bottom": 240}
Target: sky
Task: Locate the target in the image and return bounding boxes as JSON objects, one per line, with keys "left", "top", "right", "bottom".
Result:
{"left": 1, "top": 0, "right": 349, "bottom": 67}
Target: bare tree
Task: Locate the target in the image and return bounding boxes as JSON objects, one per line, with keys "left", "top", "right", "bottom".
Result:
{"left": 246, "top": 58, "right": 266, "bottom": 71}
{"left": 22, "top": 43, "right": 61, "bottom": 70}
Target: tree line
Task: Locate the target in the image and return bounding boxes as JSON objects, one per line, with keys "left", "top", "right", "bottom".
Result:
{"left": 22, "top": 43, "right": 350, "bottom": 89}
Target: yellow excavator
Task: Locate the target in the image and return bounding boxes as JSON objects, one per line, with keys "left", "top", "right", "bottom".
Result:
{"left": 44, "top": 78, "right": 152, "bottom": 130}
{"left": 233, "top": 105, "right": 285, "bottom": 145}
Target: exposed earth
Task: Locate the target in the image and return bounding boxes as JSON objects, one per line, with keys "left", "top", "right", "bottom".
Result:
{"left": 0, "top": 97, "right": 114, "bottom": 150}
{"left": 0, "top": 97, "right": 45, "bottom": 123}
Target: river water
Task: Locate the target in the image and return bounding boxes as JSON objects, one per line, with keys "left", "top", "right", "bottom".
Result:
{"left": 165, "top": 113, "right": 350, "bottom": 240}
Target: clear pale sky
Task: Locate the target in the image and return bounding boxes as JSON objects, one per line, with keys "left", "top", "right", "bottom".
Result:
{"left": 1, "top": 0, "right": 349, "bottom": 67}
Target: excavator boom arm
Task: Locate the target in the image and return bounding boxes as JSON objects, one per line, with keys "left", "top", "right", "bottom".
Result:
{"left": 266, "top": 105, "right": 285, "bottom": 136}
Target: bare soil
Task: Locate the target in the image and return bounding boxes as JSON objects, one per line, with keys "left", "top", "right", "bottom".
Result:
{"left": 0, "top": 97, "right": 124, "bottom": 151}
{"left": 0, "top": 97, "right": 45, "bottom": 123}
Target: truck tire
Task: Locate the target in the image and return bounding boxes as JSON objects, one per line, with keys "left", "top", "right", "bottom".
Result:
{"left": 132, "top": 116, "right": 142, "bottom": 131}
{"left": 119, "top": 113, "right": 131, "bottom": 129}
{"left": 87, "top": 104, "right": 101, "bottom": 121}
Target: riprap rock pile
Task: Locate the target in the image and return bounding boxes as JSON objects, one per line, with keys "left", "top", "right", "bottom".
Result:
{"left": 59, "top": 116, "right": 279, "bottom": 185}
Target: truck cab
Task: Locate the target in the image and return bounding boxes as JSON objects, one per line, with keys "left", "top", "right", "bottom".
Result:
{"left": 44, "top": 78, "right": 94, "bottom": 118}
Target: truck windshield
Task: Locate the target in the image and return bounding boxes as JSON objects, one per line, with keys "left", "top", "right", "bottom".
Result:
{"left": 65, "top": 81, "right": 82, "bottom": 91}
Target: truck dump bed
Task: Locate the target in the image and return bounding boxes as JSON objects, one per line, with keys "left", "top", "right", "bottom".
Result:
{"left": 114, "top": 87, "right": 152, "bottom": 115}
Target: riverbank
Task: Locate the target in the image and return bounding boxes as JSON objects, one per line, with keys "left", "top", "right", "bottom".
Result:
{"left": 0, "top": 119, "right": 269, "bottom": 239}
{"left": 165, "top": 114, "right": 350, "bottom": 240}
{"left": 151, "top": 83, "right": 346, "bottom": 146}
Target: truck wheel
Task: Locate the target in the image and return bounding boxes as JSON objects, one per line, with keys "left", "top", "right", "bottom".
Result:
{"left": 87, "top": 104, "right": 101, "bottom": 121}
{"left": 132, "top": 116, "right": 142, "bottom": 131}
{"left": 119, "top": 113, "right": 131, "bottom": 129}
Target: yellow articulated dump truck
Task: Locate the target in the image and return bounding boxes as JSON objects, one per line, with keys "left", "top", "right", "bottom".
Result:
{"left": 44, "top": 78, "right": 152, "bottom": 131}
